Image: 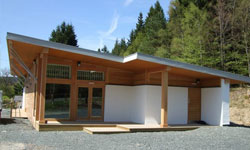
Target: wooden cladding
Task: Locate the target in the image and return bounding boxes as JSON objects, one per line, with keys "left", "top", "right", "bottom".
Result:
{"left": 107, "top": 68, "right": 134, "bottom": 85}
{"left": 46, "top": 55, "right": 221, "bottom": 87}
{"left": 188, "top": 88, "right": 201, "bottom": 122}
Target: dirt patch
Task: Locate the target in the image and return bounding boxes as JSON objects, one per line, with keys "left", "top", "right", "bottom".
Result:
{"left": 230, "top": 87, "right": 250, "bottom": 126}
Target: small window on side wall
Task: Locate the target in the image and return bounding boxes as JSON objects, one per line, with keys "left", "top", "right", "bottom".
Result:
{"left": 77, "top": 70, "right": 104, "bottom": 81}
{"left": 47, "top": 64, "right": 71, "bottom": 79}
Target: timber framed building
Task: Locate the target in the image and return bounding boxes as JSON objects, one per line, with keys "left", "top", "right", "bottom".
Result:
{"left": 7, "top": 32, "right": 250, "bottom": 131}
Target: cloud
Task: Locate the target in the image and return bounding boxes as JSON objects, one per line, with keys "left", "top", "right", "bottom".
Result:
{"left": 98, "top": 12, "right": 119, "bottom": 49}
{"left": 124, "top": 0, "right": 134, "bottom": 6}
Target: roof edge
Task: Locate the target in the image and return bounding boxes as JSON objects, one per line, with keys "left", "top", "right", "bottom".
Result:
{"left": 136, "top": 53, "right": 250, "bottom": 83}
{"left": 7, "top": 32, "right": 124, "bottom": 63}
{"left": 6, "top": 32, "right": 250, "bottom": 83}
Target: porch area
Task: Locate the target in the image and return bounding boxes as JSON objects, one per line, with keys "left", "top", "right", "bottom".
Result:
{"left": 38, "top": 120, "right": 202, "bottom": 134}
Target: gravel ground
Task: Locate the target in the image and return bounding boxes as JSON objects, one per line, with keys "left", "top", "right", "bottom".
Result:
{"left": 1, "top": 109, "right": 250, "bottom": 150}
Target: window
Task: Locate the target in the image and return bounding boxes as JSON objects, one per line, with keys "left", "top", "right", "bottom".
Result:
{"left": 92, "top": 88, "right": 103, "bottom": 117}
{"left": 77, "top": 87, "right": 88, "bottom": 118}
{"left": 47, "top": 64, "right": 71, "bottom": 79}
{"left": 77, "top": 70, "right": 104, "bottom": 81}
{"left": 45, "top": 84, "right": 70, "bottom": 119}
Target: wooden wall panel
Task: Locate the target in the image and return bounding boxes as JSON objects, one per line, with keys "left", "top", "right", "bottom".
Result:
{"left": 133, "top": 73, "right": 146, "bottom": 85}
{"left": 23, "top": 63, "right": 36, "bottom": 126}
{"left": 188, "top": 88, "right": 201, "bottom": 122}
{"left": 200, "top": 78, "right": 220, "bottom": 87}
{"left": 107, "top": 68, "right": 134, "bottom": 85}
{"left": 133, "top": 72, "right": 200, "bottom": 87}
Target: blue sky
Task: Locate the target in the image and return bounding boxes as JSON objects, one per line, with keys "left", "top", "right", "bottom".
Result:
{"left": 0, "top": 0, "right": 171, "bottom": 70}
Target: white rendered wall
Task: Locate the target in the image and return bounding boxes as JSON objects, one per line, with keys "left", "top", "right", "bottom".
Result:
{"left": 201, "top": 79, "right": 230, "bottom": 126}
{"left": 144, "top": 86, "right": 161, "bottom": 125}
{"left": 104, "top": 85, "right": 188, "bottom": 125}
{"left": 104, "top": 85, "right": 133, "bottom": 122}
{"left": 201, "top": 88, "right": 222, "bottom": 126}
{"left": 221, "top": 79, "right": 230, "bottom": 125}
{"left": 168, "top": 87, "right": 188, "bottom": 124}
{"left": 130, "top": 86, "right": 146, "bottom": 124}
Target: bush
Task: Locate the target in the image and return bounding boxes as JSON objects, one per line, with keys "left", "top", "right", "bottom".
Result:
{"left": 2, "top": 96, "right": 12, "bottom": 108}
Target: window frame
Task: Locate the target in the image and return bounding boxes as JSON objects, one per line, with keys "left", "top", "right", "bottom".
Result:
{"left": 46, "top": 63, "right": 72, "bottom": 79}
{"left": 77, "top": 70, "right": 105, "bottom": 81}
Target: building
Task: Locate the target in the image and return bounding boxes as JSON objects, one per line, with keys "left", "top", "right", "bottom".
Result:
{"left": 7, "top": 32, "right": 250, "bottom": 131}
{"left": 13, "top": 96, "right": 23, "bottom": 108}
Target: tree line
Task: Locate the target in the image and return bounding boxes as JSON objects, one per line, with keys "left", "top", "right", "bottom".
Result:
{"left": 46, "top": 0, "right": 250, "bottom": 77}
{"left": 111, "top": 0, "right": 250, "bottom": 76}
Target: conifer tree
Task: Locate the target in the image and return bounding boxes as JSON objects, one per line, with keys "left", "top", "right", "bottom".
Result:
{"left": 49, "top": 21, "right": 78, "bottom": 46}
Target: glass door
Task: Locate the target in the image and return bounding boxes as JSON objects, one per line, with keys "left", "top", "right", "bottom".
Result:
{"left": 91, "top": 87, "right": 103, "bottom": 117}
{"left": 77, "top": 86, "right": 104, "bottom": 120}
{"left": 77, "top": 87, "right": 89, "bottom": 119}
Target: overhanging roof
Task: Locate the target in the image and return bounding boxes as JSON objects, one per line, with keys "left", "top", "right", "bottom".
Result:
{"left": 6, "top": 32, "right": 250, "bottom": 83}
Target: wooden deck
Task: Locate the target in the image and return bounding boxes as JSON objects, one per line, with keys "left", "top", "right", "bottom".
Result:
{"left": 38, "top": 121, "right": 202, "bottom": 134}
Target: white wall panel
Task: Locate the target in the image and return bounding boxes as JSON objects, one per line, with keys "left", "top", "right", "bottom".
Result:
{"left": 104, "top": 85, "right": 133, "bottom": 122}
{"left": 201, "top": 88, "right": 222, "bottom": 126}
{"left": 221, "top": 79, "right": 230, "bottom": 125}
{"left": 105, "top": 85, "right": 188, "bottom": 125}
{"left": 168, "top": 87, "right": 188, "bottom": 124}
{"left": 131, "top": 86, "right": 146, "bottom": 124}
{"left": 144, "top": 86, "right": 161, "bottom": 125}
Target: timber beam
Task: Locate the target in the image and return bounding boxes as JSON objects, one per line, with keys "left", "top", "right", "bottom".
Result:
{"left": 38, "top": 48, "right": 49, "bottom": 124}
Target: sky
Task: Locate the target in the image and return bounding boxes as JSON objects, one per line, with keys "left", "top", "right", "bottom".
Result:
{"left": 0, "top": 0, "right": 171, "bottom": 70}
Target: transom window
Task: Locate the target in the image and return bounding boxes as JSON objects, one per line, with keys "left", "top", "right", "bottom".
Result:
{"left": 77, "top": 70, "right": 104, "bottom": 81}
{"left": 47, "top": 64, "right": 71, "bottom": 79}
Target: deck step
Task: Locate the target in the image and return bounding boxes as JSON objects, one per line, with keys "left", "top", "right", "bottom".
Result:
{"left": 83, "top": 127, "right": 131, "bottom": 134}
{"left": 117, "top": 125, "right": 198, "bottom": 132}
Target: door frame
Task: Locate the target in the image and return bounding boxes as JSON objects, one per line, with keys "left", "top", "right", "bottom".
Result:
{"left": 76, "top": 81, "right": 105, "bottom": 121}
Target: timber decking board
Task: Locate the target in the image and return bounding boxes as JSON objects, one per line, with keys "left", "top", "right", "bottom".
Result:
{"left": 83, "top": 127, "right": 130, "bottom": 134}
{"left": 82, "top": 124, "right": 200, "bottom": 134}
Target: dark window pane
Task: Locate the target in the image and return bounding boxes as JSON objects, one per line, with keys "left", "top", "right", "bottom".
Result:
{"left": 47, "top": 64, "right": 71, "bottom": 79}
{"left": 45, "top": 84, "right": 70, "bottom": 119}
{"left": 92, "top": 88, "right": 102, "bottom": 117}
{"left": 77, "top": 87, "right": 88, "bottom": 118}
{"left": 77, "top": 70, "right": 104, "bottom": 81}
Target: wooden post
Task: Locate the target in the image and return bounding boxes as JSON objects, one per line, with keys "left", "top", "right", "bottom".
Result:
{"left": 161, "top": 70, "right": 168, "bottom": 127}
{"left": 70, "top": 61, "right": 77, "bottom": 120}
{"left": 39, "top": 48, "right": 48, "bottom": 124}
{"left": 35, "top": 57, "right": 41, "bottom": 121}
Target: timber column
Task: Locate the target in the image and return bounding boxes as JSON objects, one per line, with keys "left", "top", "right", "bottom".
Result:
{"left": 39, "top": 48, "right": 48, "bottom": 123}
{"left": 161, "top": 69, "right": 168, "bottom": 127}
{"left": 35, "top": 57, "right": 41, "bottom": 121}
{"left": 70, "top": 62, "right": 77, "bottom": 120}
